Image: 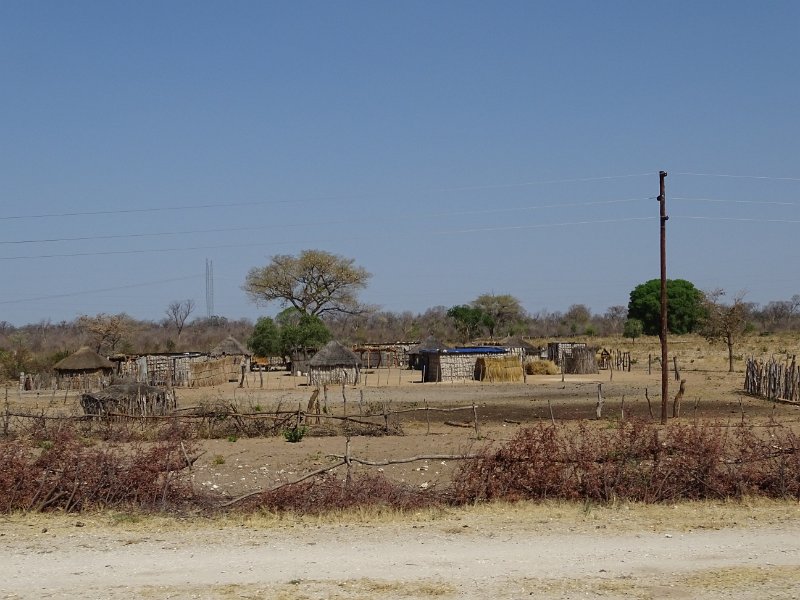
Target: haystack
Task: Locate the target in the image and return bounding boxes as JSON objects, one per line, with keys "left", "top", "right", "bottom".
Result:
{"left": 80, "top": 382, "right": 176, "bottom": 417}
{"left": 308, "top": 341, "right": 361, "bottom": 386}
{"left": 476, "top": 355, "right": 524, "bottom": 382}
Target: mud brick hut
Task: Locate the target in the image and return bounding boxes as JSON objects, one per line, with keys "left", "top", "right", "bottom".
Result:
{"left": 308, "top": 341, "right": 362, "bottom": 386}
{"left": 53, "top": 346, "right": 114, "bottom": 390}
{"left": 421, "top": 346, "right": 508, "bottom": 383}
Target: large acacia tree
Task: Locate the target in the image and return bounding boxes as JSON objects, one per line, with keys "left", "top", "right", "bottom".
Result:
{"left": 243, "top": 250, "right": 371, "bottom": 317}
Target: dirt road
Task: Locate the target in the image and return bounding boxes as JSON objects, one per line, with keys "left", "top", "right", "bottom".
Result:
{"left": 3, "top": 503, "right": 799, "bottom": 599}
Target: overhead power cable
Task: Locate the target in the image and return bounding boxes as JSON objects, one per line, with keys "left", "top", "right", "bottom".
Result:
{"left": 0, "top": 275, "right": 202, "bottom": 306}
{"left": 0, "top": 173, "right": 655, "bottom": 222}
{"left": 674, "top": 172, "right": 800, "bottom": 182}
{"left": 0, "top": 215, "right": 657, "bottom": 261}
{"left": 0, "top": 197, "right": 649, "bottom": 246}
{"left": 672, "top": 196, "right": 800, "bottom": 207}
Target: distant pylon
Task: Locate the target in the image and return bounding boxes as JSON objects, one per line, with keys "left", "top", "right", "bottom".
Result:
{"left": 205, "top": 259, "right": 215, "bottom": 318}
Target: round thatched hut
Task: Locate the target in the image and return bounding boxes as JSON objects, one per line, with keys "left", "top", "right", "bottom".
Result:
{"left": 308, "top": 341, "right": 361, "bottom": 386}
{"left": 53, "top": 346, "right": 114, "bottom": 390}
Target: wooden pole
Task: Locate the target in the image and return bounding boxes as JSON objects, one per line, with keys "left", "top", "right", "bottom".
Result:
{"left": 596, "top": 383, "right": 604, "bottom": 419}
{"left": 658, "top": 169, "right": 669, "bottom": 424}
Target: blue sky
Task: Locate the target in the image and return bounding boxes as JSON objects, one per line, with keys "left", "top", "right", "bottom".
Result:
{"left": 1, "top": 1, "right": 799, "bottom": 325}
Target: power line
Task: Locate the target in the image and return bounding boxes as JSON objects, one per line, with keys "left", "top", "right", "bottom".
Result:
{"left": 434, "top": 216, "right": 656, "bottom": 235}
{"left": 0, "top": 215, "right": 658, "bottom": 261}
{"left": 0, "top": 197, "right": 650, "bottom": 246}
{"left": 673, "top": 215, "right": 800, "bottom": 224}
{"left": 0, "top": 173, "right": 655, "bottom": 222}
{"left": 673, "top": 196, "right": 800, "bottom": 206}
{"left": 673, "top": 172, "right": 800, "bottom": 182}
{"left": 0, "top": 275, "right": 201, "bottom": 306}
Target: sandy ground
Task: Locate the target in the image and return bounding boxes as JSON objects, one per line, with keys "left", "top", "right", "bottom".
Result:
{"left": 2, "top": 502, "right": 800, "bottom": 599}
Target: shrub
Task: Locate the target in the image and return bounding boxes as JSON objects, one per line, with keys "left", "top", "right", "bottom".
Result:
{"left": 283, "top": 426, "right": 308, "bottom": 443}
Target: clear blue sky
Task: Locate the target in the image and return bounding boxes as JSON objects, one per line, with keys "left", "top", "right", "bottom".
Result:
{"left": 2, "top": 1, "right": 799, "bottom": 326}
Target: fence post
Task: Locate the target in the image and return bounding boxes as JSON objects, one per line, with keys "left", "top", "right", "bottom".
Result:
{"left": 3, "top": 387, "right": 8, "bottom": 437}
{"left": 425, "top": 399, "right": 430, "bottom": 435}
{"left": 472, "top": 403, "right": 480, "bottom": 437}
{"left": 596, "top": 383, "right": 604, "bottom": 419}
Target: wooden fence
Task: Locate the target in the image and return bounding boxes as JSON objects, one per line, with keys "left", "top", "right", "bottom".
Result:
{"left": 744, "top": 356, "right": 800, "bottom": 403}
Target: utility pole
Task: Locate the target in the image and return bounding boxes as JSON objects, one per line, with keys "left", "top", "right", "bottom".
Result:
{"left": 658, "top": 171, "right": 669, "bottom": 424}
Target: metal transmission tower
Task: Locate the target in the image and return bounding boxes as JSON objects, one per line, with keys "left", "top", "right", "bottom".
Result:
{"left": 205, "top": 259, "right": 215, "bottom": 319}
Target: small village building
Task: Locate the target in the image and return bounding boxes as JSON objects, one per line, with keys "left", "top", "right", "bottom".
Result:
{"left": 499, "top": 336, "right": 539, "bottom": 358}
{"left": 308, "top": 341, "right": 362, "bottom": 386}
{"left": 53, "top": 347, "right": 114, "bottom": 390}
{"left": 407, "top": 336, "right": 452, "bottom": 371}
{"left": 561, "top": 346, "right": 599, "bottom": 374}
{"left": 422, "top": 346, "right": 508, "bottom": 383}
{"left": 547, "top": 342, "right": 587, "bottom": 366}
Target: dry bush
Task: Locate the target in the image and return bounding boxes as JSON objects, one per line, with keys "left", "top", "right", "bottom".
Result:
{"left": 0, "top": 422, "right": 205, "bottom": 513}
{"left": 239, "top": 473, "right": 442, "bottom": 514}
{"left": 449, "top": 419, "right": 800, "bottom": 504}
{"left": 525, "top": 359, "right": 559, "bottom": 375}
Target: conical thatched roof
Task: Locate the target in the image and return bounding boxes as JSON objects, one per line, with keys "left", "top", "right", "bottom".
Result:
{"left": 210, "top": 335, "right": 250, "bottom": 357}
{"left": 53, "top": 347, "right": 114, "bottom": 372}
{"left": 309, "top": 341, "right": 361, "bottom": 367}
{"left": 410, "top": 335, "right": 452, "bottom": 354}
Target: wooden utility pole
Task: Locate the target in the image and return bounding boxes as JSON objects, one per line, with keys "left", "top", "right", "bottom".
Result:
{"left": 658, "top": 170, "right": 669, "bottom": 424}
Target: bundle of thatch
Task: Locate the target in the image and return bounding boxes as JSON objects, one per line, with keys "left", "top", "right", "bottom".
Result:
{"left": 80, "top": 383, "right": 176, "bottom": 418}
{"left": 476, "top": 355, "right": 524, "bottom": 383}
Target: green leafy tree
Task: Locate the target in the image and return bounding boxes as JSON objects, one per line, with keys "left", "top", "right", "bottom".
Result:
{"left": 447, "top": 305, "right": 490, "bottom": 343}
{"left": 279, "top": 313, "right": 332, "bottom": 358}
{"left": 623, "top": 318, "right": 644, "bottom": 343}
{"left": 243, "top": 249, "right": 371, "bottom": 317}
{"left": 247, "top": 317, "right": 282, "bottom": 357}
{"left": 471, "top": 293, "right": 525, "bottom": 338}
{"left": 627, "top": 279, "right": 704, "bottom": 336}
{"left": 700, "top": 289, "right": 750, "bottom": 373}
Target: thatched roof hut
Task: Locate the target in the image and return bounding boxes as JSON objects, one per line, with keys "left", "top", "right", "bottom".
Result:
{"left": 308, "top": 341, "right": 361, "bottom": 386}
{"left": 52, "top": 346, "right": 114, "bottom": 391}
{"left": 210, "top": 336, "right": 250, "bottom": 357}
{"left": 53, "top": 347, "right": 114, "bottom": 373}
{"left": 500, "top": 336, "right": 538, "bottom": 358}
